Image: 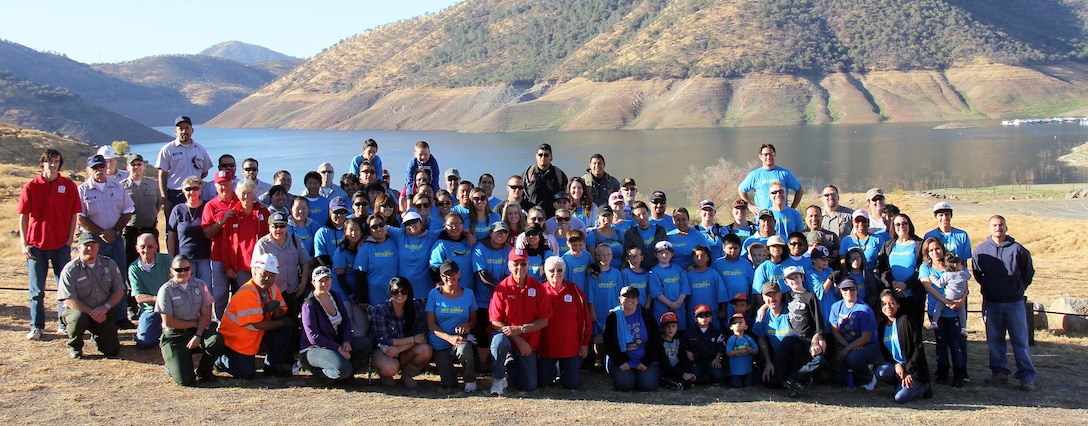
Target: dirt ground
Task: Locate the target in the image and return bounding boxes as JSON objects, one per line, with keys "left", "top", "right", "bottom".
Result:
{"left": 1, "top": 164, "right": 1087, "bottom": 424}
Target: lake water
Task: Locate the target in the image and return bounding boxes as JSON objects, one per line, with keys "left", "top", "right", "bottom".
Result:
{"left": 132, "top": 122, "right": 1088, "bottom": 206}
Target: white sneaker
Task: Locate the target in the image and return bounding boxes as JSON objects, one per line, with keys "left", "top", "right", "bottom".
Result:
{"left": 960, "top": 328, "right": 968, "bottom": 336}
{"left": 861, "top": 373, "right": 878, "bottom": 391}
{"left": 26, "top": 328, "right": 42, "bottom": 341}
{"left": 291, "top": 360, "right": 303, "bottom": 376}
{"left": 490, "top": 377, "right": 508, "bottom": 395}
{"left": 464, "top": 381, "right": 477, "bottom": 393}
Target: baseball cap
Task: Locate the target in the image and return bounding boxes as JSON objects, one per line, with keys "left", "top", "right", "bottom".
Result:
{"left": 76, "top": 232, "right": 97, "bottom": 245}
{"left": 402, "top": 211, "right": 423, "bottom": 224}
{"left": 174, "top": 115, "right": 192, "bottom": 126}
{"left": 782, "top": 265, "right": 803, "bottom": 278}
{"left": 839, "top": 279, "right": 858, "bottom": 289}
{"left": 866, "top": 188, "right": 885, "bottom": 201}
{"left": 758, "top": 209, "right": 775, "bottom": 220}
{"left": 251, "top": 253, "right": 279, "bottom": 274}
{"left": 269, "top": 211, "right": 289, "bottom": 225}
{"left": 328, "top": 196, "right": 348, "bottom": 213}
{"left": 729, "top": 313, "right": 747, "bottom": 325}
{"left": 933, "top": 201, "right": 953, "bottom": 213}
{"left": 439, "top": 259, "right": 460, "bottom": 276}
{"left": 766, "top": 235, "right": 786, "bottom": 247}
{"left": 659, "top": 312, "right": 679, "bottom": 325}
{"left": 96, "top": 145, "right": 120, "bottom": 159}
{"left": 128, "top": 154, "right": 145, "bottom": 165}
{"left": 525, "top": 224, "right": 543, "bottom": 236}
{"left": 852, "top": 209, "right": 870, "bottom": 222}
{"left": 761, "top": 281, "right": 782, "bottom": 295}
{"left": 694, "top": 304, "right": 712, "bottom": 315}
{"left": 609, "top": 192, "right": 624, "bottom": 204}
{"left": 732, "top": 199, "right": 748, "bottom": 209}
{"left": 654, "top": 240, "right": 674, "bottom": 253}
{"left": 489, "top": 221, "right": 510, "bottom": 233}
{"left": 805, "top": 231, "right": 826, "bottom": 247}
{"left": 810, "top": 246, "right": 830, "bottom": 260}
{"left": 619, "top": 285, "right": 640, "bottom": 298}
{"left": 554, "top": 192, "right": 571, "bottom": 201}
{"left": 213, "top": 170, "right": 233, "bottom": 183}
{"left": 312, "top": 265, "right": 332, "bottom": 281}
{"left": 598, "top": 205, "right": 614, "bottom": 215}
{"left": 444, "top": 168, "right": 460, "bottom": 180}
{"left": 651, "top": 191, "right": 666, "bottom": 204}
{"left": 622, "top": 177, "right": 637, "bottom": 187}
{"left": 699, "top": 199, "right": 716, "bottom": 211}
{"left": 86, "top": 155, "right": 106, "bottom": 168}
{"left": 509, "top": 249, "right": 528, "bottom": 263}
{"left": 730, "top": 293, "right": 748, "bottom": 304}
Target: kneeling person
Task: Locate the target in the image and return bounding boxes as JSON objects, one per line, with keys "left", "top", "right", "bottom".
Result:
{"left": 156, "top": 255, "right": 224, "bottom": 385}
{"left": 58, "top": 233, "right": 124, "bottom": 359}
{"left": 216, "top": 253, "right": 293, "bottom": 379}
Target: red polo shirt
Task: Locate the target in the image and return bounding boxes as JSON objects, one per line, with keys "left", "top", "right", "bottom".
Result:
{"left": 538, "top": 281, "right": 591, "bottom": 359}
{"left": 202, "top": 196, "right": 233, "bottom": 262}
{"left": 489, "top": 275, "right": 553, "bottom": 350}
{"left": 18, "top": 174, "right": 81, "bottom": 250}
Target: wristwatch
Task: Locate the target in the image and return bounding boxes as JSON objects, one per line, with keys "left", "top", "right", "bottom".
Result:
{"left": 520, "top": 325, "right": 527, "bottom": 334}
{"left": 104, "top": 302, "right": 112, "bottom": 309}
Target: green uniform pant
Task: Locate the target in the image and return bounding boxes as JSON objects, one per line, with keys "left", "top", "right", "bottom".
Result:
{"left": 63, "top": 309, "right": 120, "bottom": 357}
{"left": 160, "top": 324, "right": 225, "bottom": 386}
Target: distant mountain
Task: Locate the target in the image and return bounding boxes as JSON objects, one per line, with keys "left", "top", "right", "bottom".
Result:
{"left": 0, "top": 71, "right": 171, "bottom": 144}
{"left": 210, "top": 0, "right": 1088, "bottom": 132}
{"left": 200, "top": 41, "right": 299, "bottom": 64}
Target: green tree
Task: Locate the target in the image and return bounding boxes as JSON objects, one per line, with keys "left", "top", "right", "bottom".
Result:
{"left": 112, "top": 140, "right": 131, "bottom": 155}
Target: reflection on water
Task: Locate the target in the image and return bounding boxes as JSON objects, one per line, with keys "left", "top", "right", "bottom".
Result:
{"left": 133, "top": 122, "right": 1088, "bottom": 206}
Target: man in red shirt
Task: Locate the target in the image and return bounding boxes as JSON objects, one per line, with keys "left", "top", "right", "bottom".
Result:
{"left": 19, "top": 149, "right": 81, "bottom": 339}
{"left": 201, "top": 170, "right": 237, "bottom": 321}
{"left": 488, "top": 249, "right": 553, "bottom": 395}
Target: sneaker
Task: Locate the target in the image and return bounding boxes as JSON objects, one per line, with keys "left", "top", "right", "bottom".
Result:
{"left": 926, "top": 322, "right": 938, "bottom": 330}
{"left": 68, "top": 348, "right": 82, "bottom": 360}
{"left": 291, "top": 360, "right": 303, "bottom": 376}
{"left": 784, "top": 378, "right": 807, "bottom": 398}
{"left": 1020, "top": 380, "right": 1035, "bottom": 392}
{"left": 861, "top": 373, "right": 878, "bottom": 391}
{"left": 464, "top": 381, "right": 477, "bottom": 393}
{"left": 26, "top": 328, "right": 42, "bottom": 341}
{"left": 984, "top": 372, "right": 1009, "bottom": 385}
{"left": 57, "top": 324, "right": 67, "bottom": 335}
{"left": 960, "top": 328, "right": 968, "bottom": 336}
{"left": 490, "top": 377, "right": 508, "bottom": 395}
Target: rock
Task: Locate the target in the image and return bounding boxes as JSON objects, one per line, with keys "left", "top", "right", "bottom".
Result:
{"left": 1033, "top": 302, "right": 1047, "bottom": 330}
{"left": 1047, "top": 297, "right": 1088, "bottom": 332}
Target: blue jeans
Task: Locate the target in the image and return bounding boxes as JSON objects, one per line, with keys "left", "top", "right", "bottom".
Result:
{"left": 606, "top": 358, "right": 659, "bottom": 391}
{"left": 209, "top": 261, "right": 230, "bottom": 321}
{"left": 96, "top": 237, "right": 130, "bottom": 322}
{"left": 135, "top": 311, "right": 162, "bottom": 349}
{"left": 839, "top": 344, "right": 883, "bottom": 386}
{"left": 27, "top": 246, "right": 69, "bottom": 330}
{"left": 692, "top": 357, "right": 725, "bottom": 383}
{"left": 983, "top": 300, "right": 1036, "bottom": 382}
{"left": 215, "top": 326, "right": 291, "bottom": 379}
{"left": 491, "top": 333, "right": 539, "bottom": 391}
{"left": 539, "top": 356, "right": 583, "bottom": 389}
{"left": 933, "top": 315, "right": 967, "bottom": 372}
{"left": 190, "top": 259, "right": 212, "bottom": 292}
{"left": 730, "top": 371, "right": 756, "bottom": 388}
{"left": 433, "top": 342, "right": 477, "bottom": 388}
{"left": 875, "top": 363, "right": 930, "bottom": 403}
{"left": 301, "top": 336, "right": 371, "bottom": 381}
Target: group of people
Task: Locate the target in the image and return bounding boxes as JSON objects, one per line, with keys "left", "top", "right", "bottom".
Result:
{"left": 18, "top": 117, "right": 1038, "bottom": 401}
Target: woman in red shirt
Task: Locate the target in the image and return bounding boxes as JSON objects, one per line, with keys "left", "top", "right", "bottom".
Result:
{"left": 223, "top": 179, "right": 269, "bottom": 285}
{"left": 538, "top": 255, "right": 591, "bottom": 389}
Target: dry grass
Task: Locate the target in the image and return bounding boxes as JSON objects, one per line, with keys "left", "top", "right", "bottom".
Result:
{"left": 2, "top": 165, "right": 1087, "bottom": 423}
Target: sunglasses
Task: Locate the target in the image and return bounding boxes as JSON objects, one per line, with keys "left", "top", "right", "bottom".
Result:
{"left": 822, "top": 193, "right": 836, "bottom": 197}
{"left": 271, "top": 223, "right": 287, "bottom": 229}
{"left": 537, "top": 153, "right": 551, "bottom": 158}
{"left": 172, "top": 267, "right": 191, "bottom": 273}
{"left": 472, "top": 196, "right": 487, "bottom": 202}
{"left": 788, "top": 242, "right": 805, "bottom": 246}
{"left": 361, "top": 169, "right": 376, "bottom": 174}
{"left": 508, "top": 185, "right": 525, "bottom": 190}
{"left": 556, "top": 217, "right": 571, "bottom": 222}
{"left": 770, "top": 190, "right": 784, "bottom": 195}
{"left": 414, "top": 203, "right": 430, "bottom": 209}
{"left": 183, "top": 186, "right": 201, "bottom": 192}
{"left": 354, "top": 202, "right": 369, "bottom": 207}
{"left": 243, "top": 167, "right": 258, "bottom": 172}
{"left": 389, "top": 288, "right": 407, "bottom": 296}
{"left": 841, "top": 287, "right": 858, "bottom": 292}
{"left": 404, "top": 220, "right": 422, "bottom": 226}
{"left": 696, "top": 313, "right": 713, "bottom": 318}
{"left": 319, "top": 170, "right": 334, "bottom": 174}
{"left": 333, "top": 210, "right": 349, "bottom": 215}
{"left": 369, "top": 223, "right": 385, "bottom": 230}
{"left": 436, "top": 201, "right": 452, "bottom": 207}
{"left": 380, "top": 203, "right": 394, "bottom": 208}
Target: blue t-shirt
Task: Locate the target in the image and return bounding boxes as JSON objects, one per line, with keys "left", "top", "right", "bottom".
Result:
{"left": 356, "top": 238, "right": 399, "bottom": 304}
{"left": 883, "top": 320, "right": 905, "bottom": 364}
{"left": 348, "top": 154, "right": 382, "bottom": 182}
{"left": 828, "top": 300, "right": 878, "bottom": 349}
{"left": 923, "top": 227, "right": 972, "bottom": 265}
{"left": 289, "top": 219, "right": 323, "bottom": 257}
{"left": 771, "top": 207, "right": 804, "bottom": 239}
{"left": 712, "top": 256, "right": 754, "bottom": 318}
{"left": 694, "top": 224, "right": 725, "bottom": 258}
{"left": 430, "top": 237, "right": 476, "bottom": 296}
{"left": 753, "top": 308, "right": 790, "bottom": 351}
{"left": 624, "top": 311, "right": 649, "bottom": 368}
{"left": 562, "top": 251, "right": 592, "bottom": 291}
{"left": 620, "top": 268, "right": 651, "bottom": 307}
{"left": 888, "top": 240, "right": 918, "bottom": 283}
{"left": 331, "top": 246, "right": 358, "bottom": 298}
{"left": 467, "top": 212, "right": 501, "bottom": 241}
{"left": 471, "top": 242, "right": 509, "bottom": 309}
{"left": 726, "top": 334, "right": 758, "bottom": 375}
{"left": 741, "top": 234, "right": 771, "bottom": 256}
{"left": 918, "top": 263, "right": 958, "bottom": 319}
{"left": 587, "top": 268, "right": 623, "bottom": 332}
{"left": 522, "top": 249, "right": 553, "bottom": 283}
{"left": 649, "top": 263, "right": 692, "bottom": 330}
{"left": 738, "top": 166, "right": 802, "bottom": 210}
{"left": 586, "top": 227, "right": 624, "bottom": 269}
{"left": 389, "top": 227, "right": 439, "bottom": 300}
{"left": 840, "top": 232, "right": 889, "bottom": 271}
{"left": 668, "top": 229, "right": 712, "bottom": 271}
{"left": 314, "top": 226, "right": 343, "bottom": 258}
{"left": 425, "top": 287, "right": 477, "bottom": 350}
{"left": 752, "top": 260, "right": 785, "bottom": 295}
{"left": 686, "top": 268, "right": 727, "bottom": 326}
{"left": 650, "top": 215, "right": 676, "bottom": 233}
{"left": 304, "top": 196, "right": 331, "bottom": 227}
{"left": 808, "top": 267, "right": 838, "bottom": 330}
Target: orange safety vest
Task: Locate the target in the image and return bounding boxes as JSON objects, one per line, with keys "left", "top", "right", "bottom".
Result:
{"left": 218, "top": 280, "right": 285, "bottom": 355}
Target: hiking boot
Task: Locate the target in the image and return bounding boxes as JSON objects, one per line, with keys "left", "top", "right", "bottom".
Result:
{"left": 26, "top": 328, "right": 42, "bottom": 341}
{"left": 984, "top": 372, "right": 1010, "bottom": 385}
{"left": 1020, "top": 380, "right": 1035, "bottom": 392}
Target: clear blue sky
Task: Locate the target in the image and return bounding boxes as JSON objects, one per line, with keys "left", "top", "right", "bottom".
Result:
{"left": 0, "top": 0, "right": 463, "bottom": 63}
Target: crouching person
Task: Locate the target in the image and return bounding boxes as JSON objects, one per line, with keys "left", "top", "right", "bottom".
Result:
{"left": 300, "top": 266, "right": 371, "bottom": 382}
{"left": 58, "top": 233, "right": 124, "bottom": 359}
{"left": 157, "top": 255, "right": 224, "bottom": 385}
{"left": 216, "top": 253, "right": 293, "bottom": 379}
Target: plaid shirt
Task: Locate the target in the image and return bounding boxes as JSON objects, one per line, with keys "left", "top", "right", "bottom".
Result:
{"left": 368, "top": 298, "right": 427, "bottom": 347}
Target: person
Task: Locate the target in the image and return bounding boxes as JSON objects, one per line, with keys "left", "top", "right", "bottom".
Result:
{"left": 467, "top": 187, "right": 501, "bottom": 240}
{"left": 972, "top": 215, "right": 1036, "bottom": 392}
{"left": 603, "top": 286, "right": 662, "bottom": 392}
{"left": 711, "top": 234, "right": 754, "bottom": 317}
{"left": 519, "top": 224, "right": 553, "bottom": 282}
{"left": 129, "top": 233, "right": 172, "bottom": 349}
{"left": 623, "top": 201, "right": 669, "bottom": 270}
{"left": 738, "top": 144, "right": 803, "bottom": 211}
{"left": 752, "top": 235, "right": 788, "bottom": 299}
{"left": 928, "top": 253, "right": 970, "bottom": 333}
{"left": 582, "top": 153, "right": 621, "bottom": 209}
{"left": 648, "top": 191, "right": 675, "bottom": 232}
{"left": 369, "top": 276, "right": 433, "bottom": 387}
{"left": 78, "top": 154, "right": 136, "bottom": 329}
{"left": 493, "top": 175, "right": 534, "bottom": 216}
{"left": 57, "top": 233, "right": 124, "bottom": 359}
{"left": 924, "top": 201, "right": 973, "bottom": 267}
{"left": 547, "top": 193, "right": 586, "bottom": 234}
{"left": 725, "top": 313, "right": 759, "bottom": 388}
{"left": 619, "top": 246, "right": 651, "bottom": 307}
{"left": 427, "top": 261, "right": 479, "bottom": 392}
{"left": 782, "top": 231, "right": 814, "bottom": 282}
{"left": 649, "top": 241, "right": 691, "bottom": 330}
{"left": 742, "top": 209, "right": 777, "bottom": 256}
{"left": 839, "top": 209, "right": 888, "bottom": 272}
{"left": 523, "top": 143, "right": 569, "bottom": 217}
{"left": 489, "top": 249, "right": 553, "bottom": 395}
{"left": 120, "top": 154, "right": 163, "bottom": 274}
{"left": 807, "top": 246, "right": 841, "bottom": 335}
{"left": 538, "top": 256, "right": 592, "bottom": 389}
{"left": 828, "top": 279, "right": 882, "bottom": 390}
{"left": 567, "top": 177, "right": 598, "bottom": 227}
{"left": 316, "top": 162, "right": 348, "bottom": 200}
{"left": 587, "top": 242, "right": 623, "bottom": 369}
{"left": 843, "top": 247, "right": 882, "bottom": 310}
{"left": 201, "top": 169, "right": 237, "bottom": 320}
{"left": 693, "top": 199, "right": 726, "bottom": 256}
{"left": 20, "top": 149, "right": 82, "bottom": 339}
{"left": 222, "top": 179, "right": 270, "bottom": 287}
{"left": 155, "top": 115, "right": 212, "bottom": 221}
{"left": 257, "top": 170, "right": 294, "bottom": 208}
{"left": 374, "top": 193, "right": 402, "bottom": 228}
{"left": 359, "top": 215, "right": 401, "bottom": 304}
{"left": 668, "top": 207, "right": 713, "bottom": 269}
{"left": 775, "top": 266, "right": 827, "bottom": 398}
{"left": 767, "top": 182, "right": 804, "bottom": 238}
{"left": 804, "top": 204, "right": 840, "bottom": 262}
{"left": 433, "top": 189, "right": 456, "bottom": 226}
{"left": 550, "top": 208, "right": 577, "bottom": 254}
{"left": 477, "top": 173, "right": 502, "bottom": 210}
{"left": 748, "top": 242, "right": 768, "bottom": 270}
{"left": 443, "top": 168, "right": 461, "bottom": 198}
{"left": 754, "top": 282, "right": 789, "bottom": 385}
{"left": 349, "top": 188, "right": 370, "bottom": 220}
{"left": 874, "top": 290, "right": 933, "bottom": 403}
{"left": 404, "top": 141, "right": 441, "bottom": 198}
{"left": 389, "top": 211, "right": 440, "bottom": 303}
{"left": 725, "top": 199, "right": 756, "bottom": 243}
{"left": 201, "top": 154, "right": 238, "bottom": 202}
{"left": 300, "top": 171, "right": 331, "bottom": 226}
{"left": 686, "top": 245, "right": 728, "bottom": 326}
{"left": 252, "top": 211, "right": 311, "bottom": 344}
{"left": 877, "top": 214, "right": 925, "bottom": 329}
{"left": 658, "top": 312, "right": 695, "bottom": 390}
{"left": 332, "top": 218, "right": 364, "bottom": 305}
{"left": 299, "top": 266, "right": 370, "bottom": 382}
{"left": 619, "top": 178, "right": 639, "bottom": 207}
{"left": 348, "top": 138, "right": 382, "bottom": 180}
{"left": 215, "top": 253, "right": 294, "bottom": 379}
{"left": 401, "top": 168, "right": 434, "bottom": 213}
{"left": 156, "top": 255, "right": 224, "bottom": 385}
{"left": 288, "top": 196, "right": 323, "bottom": 258}
{"left": 919, "top": 237, "right": 968, "bottom": 387}
{"left": 314, "top": 196, "right": 348, "bottom": 258}
{"left": 95, "top": 145, "right": 129, "bottom": 183}
{"left": 240, "top": 158, "right": 273, "bottom": 200}
{"left": 819, "top": 185, "right": 853, "bottom": 239}
{"left": 430, "top": 213, "right": 475, "bottom": 298}
{"left": 682, "top": 304, "right": 725, "bottom": 385}
{"left": 586, "top": 205, "right": 624, "bottom": 269}
{"left": 865, "top": 188, "right": 889, "bottom": 235}
{"left": 471, "top": 221, "right": 511, "bottom": 371}
{"left": 265, "top": 185, "right": 291, "bottom": 218}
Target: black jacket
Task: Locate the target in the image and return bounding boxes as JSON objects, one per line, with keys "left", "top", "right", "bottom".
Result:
{"left": 877, "top": 309, "right": 931, "bottom": 385}
{"left": 604, "top": 307, "right": 663, "bottom": 367}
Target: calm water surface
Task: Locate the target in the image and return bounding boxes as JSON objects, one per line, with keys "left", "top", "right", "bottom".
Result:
{"left": 133, "top": 122, "right": 1088, "bottom": 206}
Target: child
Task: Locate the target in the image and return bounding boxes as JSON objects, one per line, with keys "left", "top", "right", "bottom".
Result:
{"left": 929, "top": 253, "right": 970, "bottom": 335}
{"left": 725, "top": 313, "right": 759, "bottom": 388}
{"left": 562, "top": 230, "right": 592, "bottom": 291}
{"left": 620, "top": 246, "right": 651, "bottom": 307}
{"left": 649, "top": 241, "right": 691, "bottom": 330}
{"left": 686, "top": 245, "right": 728, "bottom": 326}
{"left": 682, "top": 304, "right": 725, "bottom": 385}
{"left": 747, "top": 242, "right": 768, "bottom": 270}
{"left": 712, "top": 234, "right": 754, "bottom": 315}
{"left": 659, "top": 312, "right": 696, "bottom": 390}
{"left": 587, "top": 243, "right": 623, "bottom": 368}
{"left": 778, "top": 265, "right": 826, "bottom": 397}
{"left": 807, "top": 246, "right": 839, "bottom": 334}
{"left": 728, "top": 293, "right": 753, "bottom": 332}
